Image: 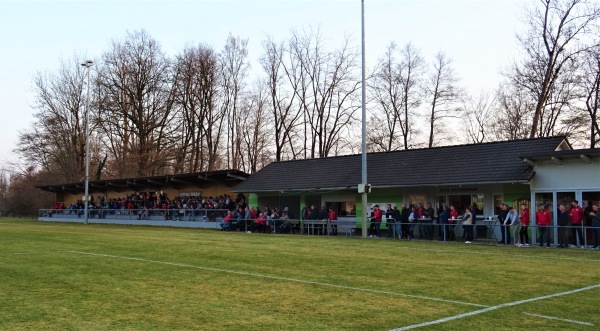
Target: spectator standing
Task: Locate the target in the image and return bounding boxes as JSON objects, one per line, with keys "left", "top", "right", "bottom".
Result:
{"left": 536, "top": 204, "right": 552, "bottom": 248}
{"left": 369, "top": 205, "right": 383, "bottom": 238}
{"left": 423, "top": 202, "right": 435, "bottom": 240}
{"left": 569, "top": 200, "right": 585, "bottom": 247}
{"left": 557, "top": 205, "right": 570, "bottom": 248}
{"left": 584, "top": 200, "right": 594, "bottom": 238}
{"left": 309, "top": 205, "right": 318, "bottom": 220}
{"left": 301, "top": 204, "right": 309, "bottom": 220}
{"left": 392, "top": 205, "right": 402, "bottom": 239}
{"left": 416, "top": 203, "right": 424, "bottom": 218}
{"left": 328, "top": 207, "right": 338, "bottom": 236}
{"left": 497, "top": 203, "right": 509, "bottom": 244}
{"left": 502, "top": 207, "right": 517, "bottom": 245}
{"left": 588, "top": 204, "right": 600, "bottom": 249}
{"left": 510, "top": 207, "right": 521, "bottom": 246}
{"left": 407, "top": 205, "right": 417, "bottom": 241}
{"left": 317, "top": 205, "right": 328, "bottom": 235}
{"left": 400, "top": 204, "right": 410, "bottom": 239}
{"left": 438, "top": 205, "right": 450, "bottom": 241}
{"left": 318, "top": 205, "right": 328, "bottom": 220}
{"left": 462, "top": 206, "right": 474, "bottom": 244}
{"left": 520, "top": 204, "right": 531, "bottom": 246}
{"left": 471, "top": 203, "right": 478, "bottom": 228}
{"left": 385, "top": 204, "right": 395, "bottom": 238}
{"left": 449, "top": 205, "right": 458, "bottom": 219}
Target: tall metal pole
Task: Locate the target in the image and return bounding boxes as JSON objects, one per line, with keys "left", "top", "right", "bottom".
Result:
{"left": 361, "top": 0, "right": 368, "bottom": 238}
{"left": 81, "top": 60, "right": 93, "bottom": 225}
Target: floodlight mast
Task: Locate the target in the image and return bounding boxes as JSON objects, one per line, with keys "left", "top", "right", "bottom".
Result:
{"left": 81, "top": 60, "right": 93, "bottom": 225}
{"left": 360, "top": 0, "right": 368, "bottom": 238}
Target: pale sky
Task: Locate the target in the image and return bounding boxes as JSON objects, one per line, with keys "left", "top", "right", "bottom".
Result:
{"left": 0, "top": 0, "right": 526, "bottom": 169}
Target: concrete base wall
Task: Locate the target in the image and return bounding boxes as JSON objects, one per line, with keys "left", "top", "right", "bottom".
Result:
{"left": 38, "top": 217, "right": 222, "bottom": 229}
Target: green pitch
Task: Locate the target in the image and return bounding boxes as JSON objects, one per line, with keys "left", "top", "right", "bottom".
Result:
{"left": 1, "top": 219, "right": 598, "bottom": 330}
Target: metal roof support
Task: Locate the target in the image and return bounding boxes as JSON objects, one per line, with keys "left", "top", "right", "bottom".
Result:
{"left": 226, "top": 171, "right": 247, "bottom": 181}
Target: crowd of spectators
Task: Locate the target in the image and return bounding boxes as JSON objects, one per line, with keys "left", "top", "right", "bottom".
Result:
{"left": 219, "top": 205, "right": 298, "bottom": 234}
{"left": 45, "top": 197, "right": 600, "bottom": 247}
{"left": 46, "top": 192, "right": 246, "bottom": 221}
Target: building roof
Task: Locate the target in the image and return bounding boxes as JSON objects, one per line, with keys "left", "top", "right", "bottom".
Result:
{"left": 36, "top": 169, "right": 250, "bottom": 194}
{"left": 233, "top": 136, "right": 570, "bottom": 193}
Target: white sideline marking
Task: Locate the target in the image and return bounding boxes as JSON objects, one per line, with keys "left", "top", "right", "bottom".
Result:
{"left": 390, "top": 283, "right": 600, "bottom": 330}
{"left": 524, "top": 312, "right": 594, "bottom": 326}
{"left": 68, "top": 250, "right": 488, "bottom": 308}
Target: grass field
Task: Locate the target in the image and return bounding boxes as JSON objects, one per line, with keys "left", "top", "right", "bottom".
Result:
{"left": 1, "top": 219, "right": 598, "bottom": 330}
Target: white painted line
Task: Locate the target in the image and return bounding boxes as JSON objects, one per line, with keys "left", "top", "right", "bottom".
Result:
{"left": 390, "top": 283, "right": 600, "bottom": 331}
{"left": 524, "top": 312, "right": 594, "bottom": 326}
{"left": 67, "top": 250, "right": 489, "bottom": 308}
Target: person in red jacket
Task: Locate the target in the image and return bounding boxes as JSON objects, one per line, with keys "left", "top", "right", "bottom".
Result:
{"left": 519, "top": 204, "right": 530, "bottom": 246}
{"left": 250, "top": 212, "right": 267, "bottom": 233}
{"left": 369, "top": 205, "right": 383, "bottom": 238}
{"left": 569, "top": 200, "right": 585, "bottom": 247}
{"left": 219, "top": 210, "right": 234, "bottom": 231}
{"left": 328, "top": 207, "right": 338, "bottom": 236}
{"left": 536, "top": 204, "right": 552, "bottom": 248}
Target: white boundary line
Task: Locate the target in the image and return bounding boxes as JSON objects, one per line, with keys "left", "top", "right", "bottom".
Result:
{"left": 67, "top": 250, "right": 489, "bottom": 308}
{"left": 524, "top": 312, "right": 594, "bottom": 326}
{"left": 390, "top": 283, "right": 600, "bottom": 330}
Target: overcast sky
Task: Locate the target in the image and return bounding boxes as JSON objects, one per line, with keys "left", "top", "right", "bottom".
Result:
{"left": 0, "top": 0, "right": 526, "bottom": 169}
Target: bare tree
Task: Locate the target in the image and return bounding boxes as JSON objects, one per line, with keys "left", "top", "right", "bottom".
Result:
{"left": 220, "top": 34, "right": 249, "bottom": 170}
{"left": 171, "top": 44, "right": 220, "bottom": 172}
{"left": 368, "top": 42, "right": 425, "bottom": 150}
{"left": 17, "top": 56, "right": 93, "bottom": 182}
{"left": 492, "top": 83, "right": 533, "bottom": 140}
{"left": 368, "top": 42, "right": 404, "bottom": 152}
{"left": 239, "top": 81, "right": 272, "bottom": 173}
{"left": 260, "top": 37, "right": 303, "bottom": 161}
{"left": 96, "top": 30, "right": 176, "bottom": 177}
{"left": 510, "top": 0, "right": 600, "bottom": 138}
{"left": 3, "top": 166, "right": 53, "bottom": 217}
{"left": 581, "top": 45, "right": 600, "bottom": 147}
{"left": 463, "top": 91, "right": 496, "bottom": 144}
{"left": 424, "top": 51, "right": 462, "bottom": 147}
{"left": 287, "top": 29, "right": 361, "bottom": 158}
{"left": 398, "top": 43, "right": 425, "bottom": 149}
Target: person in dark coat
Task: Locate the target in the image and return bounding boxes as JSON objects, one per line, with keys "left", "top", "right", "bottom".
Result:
{"left": 557, "top": 204, "right": 569, "bottom": 248}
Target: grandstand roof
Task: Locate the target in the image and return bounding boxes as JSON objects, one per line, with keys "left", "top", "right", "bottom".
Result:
{"left": 36, "top": 169, "right": 249, "bottom": 194}
{"left": 233, "top": 136, "right": 571, "bottom": 193}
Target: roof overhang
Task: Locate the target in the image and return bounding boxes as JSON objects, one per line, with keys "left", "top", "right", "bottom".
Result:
{"left": 521, "top": 149, "right": 600, "bottom": 166}
{"left": 36, "top": 170, "right": 250, "bottom": 194}
{"left": 235, "top": 180, "right": 532, "bottom": 194}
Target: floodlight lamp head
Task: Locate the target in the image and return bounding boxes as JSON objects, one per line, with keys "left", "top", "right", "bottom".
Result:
{"left": 81, "top": 60, "right": 93, "bottom": 67}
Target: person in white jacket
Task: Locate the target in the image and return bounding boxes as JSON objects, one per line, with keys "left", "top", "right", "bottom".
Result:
{"left": 502, "top": 207, "right": 518, "bottom": 245}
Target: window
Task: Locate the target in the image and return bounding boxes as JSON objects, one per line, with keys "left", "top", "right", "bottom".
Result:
{"left": 326, "top": 201, "right": 356, "bottom": 216}
{"left": 408, "top": 194, "right": 425, "bottom": 207}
